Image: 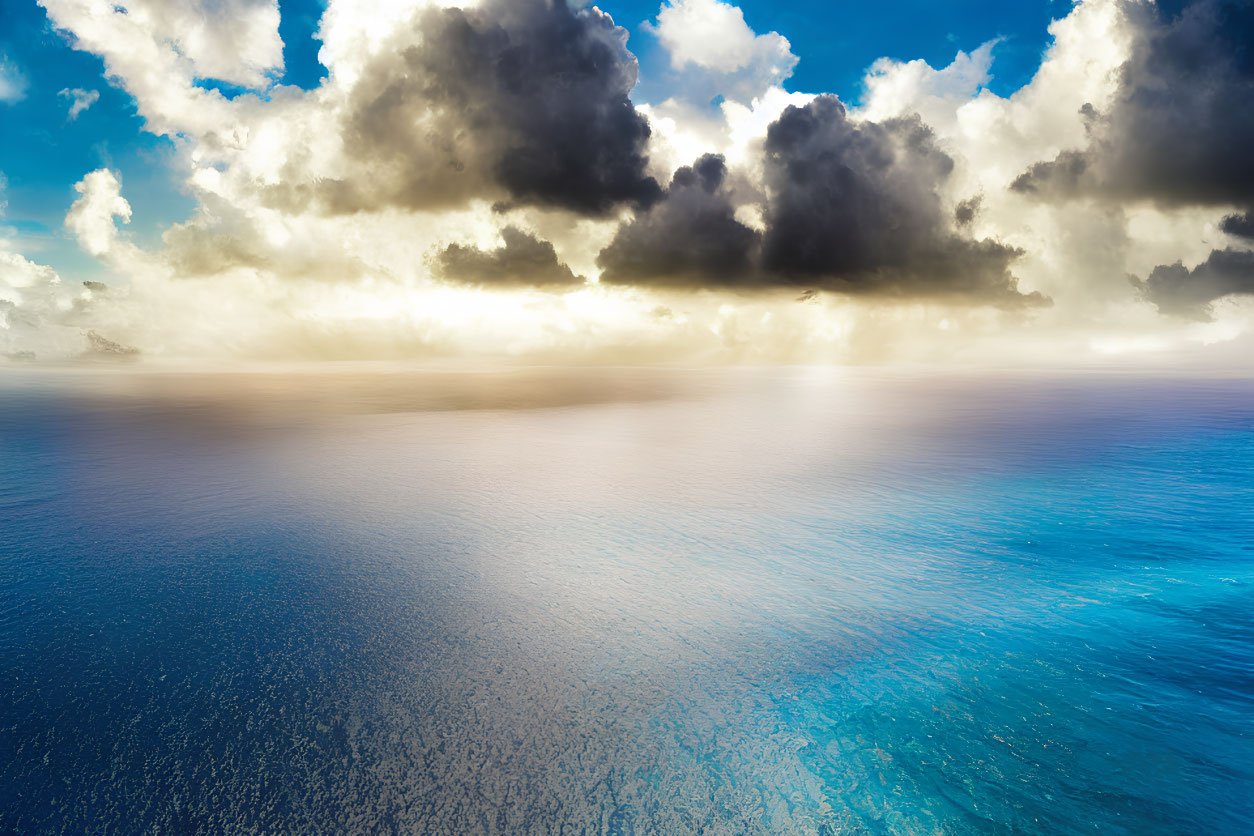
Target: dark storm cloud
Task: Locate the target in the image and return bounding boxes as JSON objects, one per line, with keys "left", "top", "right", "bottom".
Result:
{"left": 759, "top": 97, "right": 1039, "bottom": 303}
{"left": 435, "top": 226, "right": 584, "bottom": 287}
{"left": 597, "top": 154, "right": 761, "bottom": 286}
{"left": 1221, "top": 212, "right": 1254, "bottom": 241}
{"left": 1135, "top": 249, "right": 1254, "bottom": 318}
{"left": 597, "top": 97, "right": 1041, "bottom": 305}
{"left": 954, "top": 195, "right": 982, "bottom": 227}
{"left": 280, "top": 0, "right": 661, "bottom": 216}
{"left": 1012, "top": 0, "right": 1254, "bottom": 206}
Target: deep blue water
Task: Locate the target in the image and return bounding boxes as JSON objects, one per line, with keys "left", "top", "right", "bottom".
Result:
{"left": 1, "top": 368, "right": 1251, "bottom": 834}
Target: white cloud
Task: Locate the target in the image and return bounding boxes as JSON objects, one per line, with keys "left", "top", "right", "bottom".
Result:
{"left": 645, "top": 0, "right": 797, "bottom": 104}
{"left": 0, "top": 252, "right": 63, "bottom": 319}
{"left": 0, "top": 55, "right": 27, "bottom": 104}
{"left": 648, "top": 0, "right": 793, "bottom": 76}
{"left": 66, "top": 169, "right": 133, "bottom": 258}
{"left": 0, "top": 245, "right": 102, "bottom": 360}
{"left": 59, "top": 87, "right": 100, "bottom": 120}
{"left": 859, "top": 40, "right": 998, "bottom": 126}
{"left": 50, "top": 0, "right": 284, "bottom": 88}
{"left": 39, "top": 0, "right": 283, "bottom": 138}
{"left": 316, "top": 0, "right": 474, "bottom": 87}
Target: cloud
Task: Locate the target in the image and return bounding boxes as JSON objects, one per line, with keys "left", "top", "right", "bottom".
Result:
{"left": 18, "top": 0, "right": 1254, "bottom": 364}
{"left": 59, "top": 87, "right": 100, "bottom": 120}
{"left": 157, "top": 191, "right": 375, "bottom": 283}
{"left": 1136, "top": 249, "right": 1254, "bottom": 319}
{"left": 83, "top": 329, "right": 140, "bottom": 357}
{"left": 0, "top": 54, "right": 27, "bottom": 104}
{"left": 66, "top": 169, "right": 133, "bottom": 258}
{"left": 0, "top": 234, "right": 135, "bottom": 360}
{"left": 1221, "top": 212, "right": 1254, "bottom": 241}
{"left": 601, "top": 98, "right": 1042, "bottom": 307}
{"left": 1, "top": 251, "right": 63, "bottom": 323}
{"left": 51, "top": 0, "right": 283, "bottom": 89}
{"left": 0, "top": 247, "right": 103, "bottom": 360}
{"left": 1009, "top": 1, "right": 1254, "bottom": 318}
{"left": 860, "top": 39, "right": 997, "bottom": 125}
{"left": 954, "top": 195, "right": 982, "bottom": 227}
{"left": 760, "top": 96, "right": 1041, "bottom": 304}
{"left": 39, "top": 0, "right": 282, "bottom": 138}
{"left": 435, "top": 227, "right": 585, "bottom": 287}
{"left": 598, "top": 154, "right": 760, "bottom": 286}
{"left": 858, "top": 0, "right": 1254, "bottom": 330}
{"left": 277, "top": 0, "right": 662, "bottom": 216}
{"left": 644, "top": 0, "right": 797, "bottom": 103}
{"left": 1011, "top": 0, "right": 1254, "bottom": 207}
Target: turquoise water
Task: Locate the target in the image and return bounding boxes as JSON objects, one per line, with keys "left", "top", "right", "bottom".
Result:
{"left": 1, "top": 369, "right": 1251, "bottom": 833}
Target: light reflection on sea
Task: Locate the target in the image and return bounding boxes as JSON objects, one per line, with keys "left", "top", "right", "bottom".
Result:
{"left": 1, "top": 367, "right": 1251, "bottom": 833}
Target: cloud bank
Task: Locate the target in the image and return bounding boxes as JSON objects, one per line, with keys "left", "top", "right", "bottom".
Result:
{"left": 0, "top": 0, "right": 1250, "bottom": 364}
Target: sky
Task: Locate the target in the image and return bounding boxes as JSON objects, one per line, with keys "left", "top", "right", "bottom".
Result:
{"left": 0, "top": 0, "right": 1252, "bottom": 365}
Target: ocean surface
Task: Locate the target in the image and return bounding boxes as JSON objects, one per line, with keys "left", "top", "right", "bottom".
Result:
{"left": 1, "top": 367, "right": 1251, "bottom": 834}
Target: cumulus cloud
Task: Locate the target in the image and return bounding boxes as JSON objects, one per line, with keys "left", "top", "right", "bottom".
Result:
{"left": 645, "top": 0, "right": 797, "bottom": 103}
{"left": 599, "top": 154, "right": 760, "bottom": 286}
{"left": 600, "top": 98, "right": 1041, "bottom": 306}
{"left": 39, "top": 0, "right": 282, "bottom": 138}
{"left": 51, "top": 0, "right": 283, "bottom": 89}
{"left": 1, "top": 252, "right": 64, "bottom": 329}
{"left": 3, "top": 171, "right": 105, "bottom": 358}
{"left": 1009, "top": 0, "right": 1254, "bottom": 317}
{"left": 272, "top": 0, "right": 661, "bottom": 216}
{"left": 760, "top": 97, "right": 1040, "bottom": 304}
{"left": 59, "top": 87, "right": 99, "bottom": 120}
{"left": 860, "top": 40, "right": 997, "bottom": 126}
{"left": 1011, "top": 0, "right": 1254, "bottom": 208}
{"left": 436, "top": 227, "right": 585, "bottom": 287}
{"left": 0, "top": 246, "right": 106, "bottom": 360}
{"left": 66, "top": 170, "right": 132, "bottom": 258}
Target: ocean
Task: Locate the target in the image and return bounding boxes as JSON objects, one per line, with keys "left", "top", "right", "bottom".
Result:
{"left": 1, "top": 367, "right": 1251, "bottom": 834}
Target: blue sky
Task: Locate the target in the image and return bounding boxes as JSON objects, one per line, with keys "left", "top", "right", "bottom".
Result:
{"left": 0, "top": 0, "right": 1063, "bottom": 281}
{"left": 232, "top": 0, "right": 1069, "bottom": 99}
{"left": 0, "top": 1, "right": 187, "bottom": 280}
{"left": 617, "top": 0, "right": 1064, "bottom": 103}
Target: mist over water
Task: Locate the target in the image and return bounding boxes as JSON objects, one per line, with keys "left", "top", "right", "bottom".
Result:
{"left": 1, "top": 368, "right": 1251, "bottom": 833}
